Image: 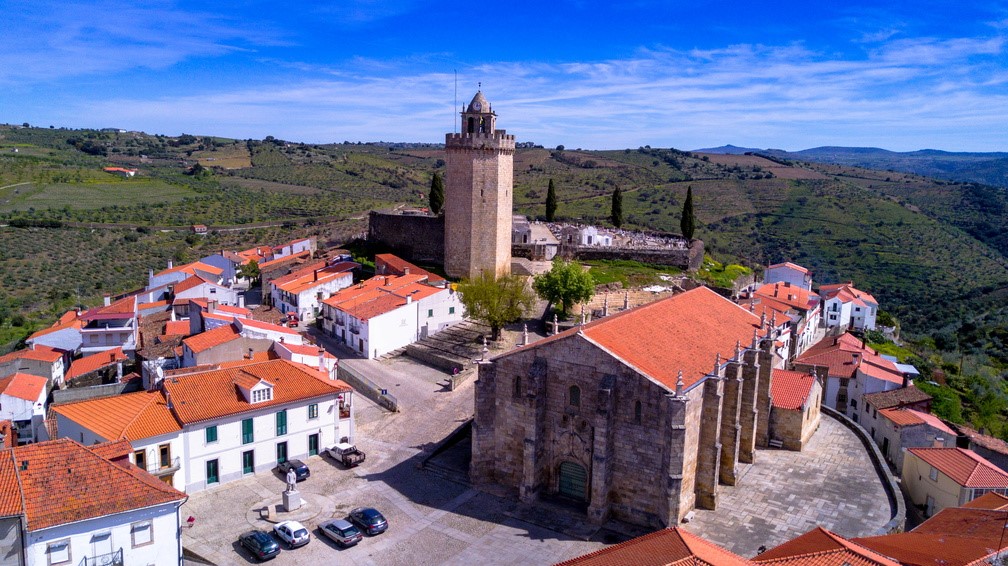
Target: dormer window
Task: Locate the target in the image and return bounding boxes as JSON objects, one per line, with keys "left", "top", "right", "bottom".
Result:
{"left": 251, "top": 387, "right": 272, "bottom": 403}
{"left": 237, "top": 374, "right": 274, "bottom": 403}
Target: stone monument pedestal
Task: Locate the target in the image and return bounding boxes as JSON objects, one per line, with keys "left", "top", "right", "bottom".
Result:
{"left": 282, "top": 489, "right": 302, "bottom": 512}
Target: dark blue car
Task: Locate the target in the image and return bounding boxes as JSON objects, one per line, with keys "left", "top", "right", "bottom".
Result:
{"left": 239, "top": 529, "right": 280, "bottom": 561}
{"left": 348, "top": 507, "right": 388, "bottom": 535}
{"left": 277, "top": 459, "right": 310, "bottom": 481}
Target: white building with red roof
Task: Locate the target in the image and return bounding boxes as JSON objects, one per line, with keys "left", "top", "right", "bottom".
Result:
{"left": 52, "top": 358, "right": 354, "bottom": 493}
{"left": 872, "top": 408, "right": 957, "bottom": 473}
{"left": 0, "top": 438, "right": 187, "bottom": 566}
{"left": 269, "top": 261, "right": 357, "bottom": 323}
{"left": 79, "top": 294, "right": 138, "bottom": 356}
{"left": 750, "top": 281, "right": 822, "bottom": 359}
{"left": 903, "top": 447, "right": 1008, "bottom": 516}
{"left": 794, "top": 333, "right": 914, "bottom": 423}
{"left": 820, "top": 281, "right": 879, "bottom": 331}
{"left": 0, "top": 373, "right": 48, "bottom": 444}
{"left": 26, "top": 309, "right": 86, "bottom": 354}
{"left": 765, "top": 261, "right": 813, "bottom": 291}
{"left": 0, "top": 344, "right": 67, "bottom": 387}
{"left": 321, "top": 272, "right": 463, "bottom": 359}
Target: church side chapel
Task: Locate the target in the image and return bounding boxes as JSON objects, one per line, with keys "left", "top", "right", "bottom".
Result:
{"left": 471, "top": 286, "right": 789, "bottom": 529}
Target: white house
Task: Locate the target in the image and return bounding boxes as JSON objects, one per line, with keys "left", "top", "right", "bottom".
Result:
{"left": 872, "top": 408, "right": 957, "bottom": 473}
{"left": 0, "top": 373, "right": 48, "bottom": 444}
{"left": 271, "top": 237, "right": 316, "bottom": 260}
{"left": 233, "top": 317, "right": 302, "bottom": 345}
{"left": 321, "top": 273, "right": 464, "bottom": 359}
{"left": 79, "top": 295, "right": 138, "bottom": 356}
{"left": 26, "top": 310, "right": 85, "bottom": 354}
{"left": 53, "top": 358, "right": 355, "bottom": 493}
{"left": 147, "top": 260, "right": 224, "bottom": 290}
{"left": 579, "top": 225, "right": 613, "bottom": 247}
{"left": 271, "top": 341, "right": 337, "bottom": 377}
{"left": 0, "top": 344, "right": 66, "bottom": 388}
{"left": 171, "top": 275, "right": 239, "bottom": 307}
{"left": 0, "top": 438, "right": 187, "bottom": 566}
{"left": 750, "top": 281, "right": 821, "bottom": 359}
{"left": 820, "top": 282, "right": 879, "bottom": 331}
{"left": 765, "top": 262, "right": 813, "bottom": 291}
{"left": 270, "top": 262, "right": 356, "bottom": 323}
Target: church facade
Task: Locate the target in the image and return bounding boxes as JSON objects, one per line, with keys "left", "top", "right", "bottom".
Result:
{"left": 471, "top": 287, "right": 786, "bottom": 528}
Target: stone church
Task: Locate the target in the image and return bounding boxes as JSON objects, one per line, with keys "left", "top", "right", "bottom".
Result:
{"left": 471, "top": 286, "right": 787, "bottom": 528}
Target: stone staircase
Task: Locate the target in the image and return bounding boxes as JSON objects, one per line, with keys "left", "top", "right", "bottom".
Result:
{"left": 404, "top": 321, "right": 492, "bottom": 373}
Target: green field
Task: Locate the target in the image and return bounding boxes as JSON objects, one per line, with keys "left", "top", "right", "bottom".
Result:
{"left": 0, "top": 178, "right": 196, "bottom": 211}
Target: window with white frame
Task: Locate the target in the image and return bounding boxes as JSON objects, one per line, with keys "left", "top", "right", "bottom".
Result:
{"left": 47, "top": 539, "right": 71, "bottom": 565}
{"left": 131, "top": 520, "right": 154, "bottom": 547}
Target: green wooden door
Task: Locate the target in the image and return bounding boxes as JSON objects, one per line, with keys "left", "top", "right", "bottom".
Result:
{"left": 558, "top": 461, "right": 588, "bottom": 501}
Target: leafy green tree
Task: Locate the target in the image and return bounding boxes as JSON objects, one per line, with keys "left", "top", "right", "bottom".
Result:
{"left": 458, "top": 272, "right": 535, "bottom": 341}
{"left": 429, "top": 172, "right": 445, "bottom": 215}
{"left": 680, "top": 185, "right": 695, "bottom": 240}
{"left": 545, "top": 178, "right": 557, "bottom": 221}
{"left": 611, "top": 186, "right": 623, "bottom": 228}
{"left": 534, "top": 259, "right": 595, "bottom": 317}
{"left": 237, "top": 259, "right": 260, "bottom": 284}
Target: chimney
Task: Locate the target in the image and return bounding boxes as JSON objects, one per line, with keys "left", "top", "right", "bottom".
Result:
{"left": 207, "top": 300, "right": 217, "bottom": 314}
{"left": 851, "top": 353, "right": 860, "bottom": 365}
{"left": 149, "top": 268, "right": 154, "bottom": 280}
{"left": 280, "top": 336, "right": 285, "bottom": 344}
{"left": 406, "top": 295, "right": 412, "bottom": 304}
{"left": 313, "top": 270, "right": 318, "bottom": 282}
{"left": 238, "top": 294, "right": 245, "bottom": 308}
{"left": 385, "top": 277, "right": 390, "bottom": 286}
{"left": 167, "top": 259, "right": 173, "bottom": 269}
{"left": 247, "top": 347, "right": 253, "bottom": 360}
{"left": 902, "top": 372, "right": 910, "bottom": 388}
{"left": 404, "top": 267, "right": 410, "bottom": 275}
{"left": 318, "top": 348, "right": 325, "bottom": 373}
{"left": 103, "top": 294, "right": 111, "bottom": 307}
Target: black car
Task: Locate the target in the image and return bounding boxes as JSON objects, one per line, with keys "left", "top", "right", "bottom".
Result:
{"left": 239, "top": 529, "right": 280, "bottom": 561}
{"left": 348, "top": 507, "right": 388, "bottom": 536}
{"left": 277, "top": 459, "right": 310, "bottom": 481}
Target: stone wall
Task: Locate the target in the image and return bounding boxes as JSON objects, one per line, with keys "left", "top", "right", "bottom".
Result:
{"left": 562, "top": 239, "right": 705, "bottom": 272}
{"left": 367, "top": 211, "right": 445, "bottom": 265}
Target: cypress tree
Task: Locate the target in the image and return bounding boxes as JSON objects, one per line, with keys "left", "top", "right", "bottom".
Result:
{"left": 429, "top": 172, "right": 445, "bottom": 215}
{"left": 611, "top": 186, "right": 623, "bottom": 228}
{"left": 680, "top": 185, "right": 695, "bottom": 240}
{"left": 545, "top": 178, "right": 557, "bottom": 221}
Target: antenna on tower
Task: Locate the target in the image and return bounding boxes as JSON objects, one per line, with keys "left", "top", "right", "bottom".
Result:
{"left": 454, "top": 69, "right": 458, "bottom": 134}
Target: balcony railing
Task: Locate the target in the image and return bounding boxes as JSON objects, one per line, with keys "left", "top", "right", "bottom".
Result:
{"left": 146, "top": 456, "right": 180, "bottom": 476}
{"left": 80, "top": 548, "right": 123, "bottom": 566}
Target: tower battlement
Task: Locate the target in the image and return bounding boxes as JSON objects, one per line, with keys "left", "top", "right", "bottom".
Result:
{"left": 446, "top": 131, "right": 516, "bottom": 149}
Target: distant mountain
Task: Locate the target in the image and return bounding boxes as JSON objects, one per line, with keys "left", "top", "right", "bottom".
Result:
{"left": 692, "top": 144, "right": 764, "bottom": 155}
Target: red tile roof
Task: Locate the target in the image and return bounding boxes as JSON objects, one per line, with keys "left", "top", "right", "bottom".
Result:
{"left": 754, "top": 282, "right": 820, "bottom": 311}
{"left": 375, "top": 253, "right": 445, "bottom": 284}
{"left": 1, "top": 439, "right": 185, "bottom": 531}
{"left": 189, "top": 298, "right": 250, "bottom": 317}
{"left": 154, "top": 260, "right": 223, "bottom": 279}
{"left": 323, "top": 273, "right": 444, "bottom": 321}
{"left": 0, "top": 373, "right": 48, "bottom": 402}
{"left": 820, "top": 282, "right": 878, "bottom": 306}
{"left": 259, "top": 249, "right": 312, "bottom": 271}
{"left": 173, "top": 274, "right": 216, "bottom": 294}
{"left": 80, "top": 295, "right": 136, "bottom": 321}
{"left": 163, "top": 320, "right": 191, "bottom": 337}
{"left": 235, "top": 316, "right": 299, "bottom": 335}
{"left": 771, "top": 369, "right": 817, "bottom": 410}
{"left": 854, "top": 508, "right": 1008, "bottom": 566}
{"left": 554, "top": 527, "right": 750, "bottom": 566}
{"left": 962, "top": 491, "right": 1008, "bottom": 510}
{"left": 274, "top": 342, "right": 336, "bottom": 360}
{"left": 275, "top": 265, "right": 354, "bottom": 295}
{"left": 28, "top": 310, "right": 84, "bottom": 340}
{"left": 949, "top": 423, "right": 1008, "bottom": 457}
{"left": 878, "top": 408, "right": 956, "bottom": 436}
{"left": 796, "top": 333, "right": 903, "bottom": 384}
{"left": 162, "top": 359, "right": 351, "bottom": 425}
{"left": 87, "top": 439, "right": 134, "bottom": 462}
{"left": 0, "top": 345, "right": 64, "bottom": 364}
{"left": 182, "top": 324, "right": 240, "bottom": 353}
{"left": 66, "top": 347, "right": 127, "bottom": 381}
{"left": 753, "top": 526, "right": 900, "bottom": 565}
{"left": 909, "top": 447, "right": 1008, "bottom": 488}
{"left": 51, "top": 390, "right": 181, "bottom": 442}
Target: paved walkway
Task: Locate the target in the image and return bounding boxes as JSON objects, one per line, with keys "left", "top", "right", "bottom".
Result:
{"left": 686, "top": 414, "right": 893, "bottom": 557}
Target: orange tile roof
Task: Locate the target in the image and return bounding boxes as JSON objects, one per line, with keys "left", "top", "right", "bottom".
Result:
{"left": 753, "top": 526, "right": 900, "bottom": 565}
{"left": 28, "top": 310, "right": 84, "bottom": 340}
{"left": 771, "top": 369, "right": 816, "bottom": 410}
{"left": 878, "top": 408, "right": 956, "bottom": 436}
{"left": 961, "top": 491, "right": 1008, "bottom": 510}
{"left": 270, "top": 260, "right": 328, "bottom": 286}
{"left": 554, "top": 527, "right": 750, "bottom": 565}
{"left": 162, "top": 359, "right": 351, "bottom": 425}
{"left": 275, "top": 265, "right": 354, "bottom": 295}
{"left": 0, "top": 420, "right": 14, "bottom": 448}
{"left": 66, "top": 347, "right": 128, "bottom": 381}
{"left": 0, "top": 345, "right": 63, "bottom": 364}
{"left": 0, "top": 438, "right": 185, "bottom": 531}
{"left": 375, "top": 253, "right": 445, "bottom": 283}
{"left": 908, "top": 448, "right": 1008, "bottom": 488}
{"left": 949, "top": 423, "right": 1008, "bottom": 457}
{"left": 796, "top": 333, "right": 902, "bottom": 383}
{"left": 163, "top": 320, "right": 191, "bottom": 337}
{"left": 579, "top": 286, "right": 765, "bottom": 391}
{"left": 81, "top": 295, "right": 136, "bottom": 321}
{"left": 754, "top": 282, "right": 820, "bottom": 311}
{"left": 0, "top": 373, "right": 48, "bottom": 402}
{"left": 820, "top": 282, "right": 878, "bottom": 306}
{"left": 87, "top": 439, "right": 133, "bottom": 461}
{"left": 51, "top": 390, "right": 181, "bottom": 442}
{"left": 236, "top": 317, "right": 299, "bottom": 335}
{"left": 173, "top": 274, "right": 216, "bottom": 294}
{"left": 274, "top": 342, "right": 336, "bottom": 359}
{"left": 182, "top": 324, "right": 240, "bottom": 353}
{"left": 259, "top": 249, "right": 312, "bottom": 270}
{"left": 189, "top": 298, "right": 250, "bottom": 316}
{"left": 768, "top": 262, "right": 810, "bottom": 274}
{"left": 854, "top": 508, "right": 1008, "bottom": 566}
{"left": 154, "top": 260, "right": 223, "bottom": 278}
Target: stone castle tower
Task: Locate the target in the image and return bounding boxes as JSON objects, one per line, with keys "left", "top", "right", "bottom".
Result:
{"left": 444, "top": 91, "right": 515, "bottom": 280}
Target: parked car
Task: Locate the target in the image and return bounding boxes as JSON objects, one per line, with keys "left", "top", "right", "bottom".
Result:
{"left": 273, "top": 520, "right": 311, "bottom": 549}
{"left": 348, "top": 507, "right": 388, "bottom": 536}
{"left": 319, "top": 518, "right": 364, "bottom": 548}
{"left": 326, "top": 442, "right": 366, "bottom": 468}
{"left": 277, "top": 459, "right": 310, "bottom": 481}
{"left": 239, "top": 529, "right": 281, "bottom": 561}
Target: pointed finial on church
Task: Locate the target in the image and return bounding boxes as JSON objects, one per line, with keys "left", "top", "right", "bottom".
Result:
{"left": 478, "top": 81, "right": 481, "bottom": 90}
{"left": 624, "top": 290, "right": 630, "bottom": 310}
{"left": 675, "top": 370, "right": 684, "bottom": 397}
{"left": 760, "top": 311, "right": 766, "bottom": 328}
{"left": 770, "top": 312, "right": 777, "bottom": 328}
{"left": 522, "top": 324, "right": 529, "bottom": 346}
{"left": 713, "top": 352, "right": 721, "bottom": 375}
{"left": 553, "top": 313, "right": 558, "bottom": 335}
{"left": 752, "top": 328, "right": 760, "bottom": 349}
{"left": 749, "top": 299, "right": 755, "bottom": 313}
{"left": 580, "top": 304, "right": 586, "bottom": 325}
{"left": 603, "top": 292, "right": 609, "bottom": 317}
{"left": 735, "top": 340, "right": 742, "bottom": 359}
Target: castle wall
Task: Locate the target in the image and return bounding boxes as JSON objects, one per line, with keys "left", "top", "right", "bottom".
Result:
{"left": 367, "top": 211, "right": 445, "bottom": 265}
{"left": 563, "top": 239, "right": 705, "bottom": 272}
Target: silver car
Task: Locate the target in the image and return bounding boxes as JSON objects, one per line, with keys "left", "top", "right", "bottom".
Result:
{"left": 319, "top": 518, "right": 363, "bottom": 548}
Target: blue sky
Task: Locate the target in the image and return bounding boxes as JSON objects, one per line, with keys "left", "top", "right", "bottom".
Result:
{"left": 1, "top": 1, "right": 1006, "bottom": 151}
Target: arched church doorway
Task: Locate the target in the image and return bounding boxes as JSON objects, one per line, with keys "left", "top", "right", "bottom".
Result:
{"left": 558, "top": 461, "right": 588, "bottom": 502}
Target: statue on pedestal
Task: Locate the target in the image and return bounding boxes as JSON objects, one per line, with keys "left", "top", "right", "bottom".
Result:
{"left": 285, "top": 468, "right": 297, "bottom": 493}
